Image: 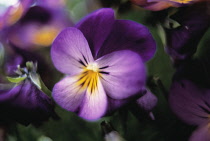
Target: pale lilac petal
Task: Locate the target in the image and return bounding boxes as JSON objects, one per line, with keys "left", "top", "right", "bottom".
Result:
{"left": 76, "top": 8, "right": 115, "bottom": 58}
{"left": 79, "top": 79, "right": 108, "bottom": 120}
{"left": 96, "top": 50, "right": 146, "bottom": 99}
{"left": 189, "top": 123, "right": 210, "bottom": 141}
{"left": 51, "top": 27, "right": 94, "bottom": 75}
{"left": 52, "top": 76, "right": 86, "bottom": 112}
{"left": 169, "top": 80, "right": 210, "bottom": 126}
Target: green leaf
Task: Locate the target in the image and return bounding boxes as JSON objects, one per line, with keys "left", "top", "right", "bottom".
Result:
{"left": 164, "top": 18, "right": 181, "bottom": 29}
{"left": 7, "top": 76, "right": 27, "bottom": 83}
{"left": 0, "top": 43, "right": 4, "bottom": 67}
{"left": 40, "top": 77, "right": 52, "bottom": 96}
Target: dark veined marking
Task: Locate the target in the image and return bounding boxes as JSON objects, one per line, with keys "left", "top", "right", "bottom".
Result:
{"left": 78, "top": 59, "right": 86, "bottom": 67}
{"left": 99, "top": 71, "right": 110, "bottom": 75}
{"left": 197, "top": 104, "right": 210, "bottom": 115}
{"left": 99, "top": 66, "right": 109, "bottom": 69}
{"left": 82, "top": 55, "right": 88, "bottom": 65}
{"left": 169, "top": 0, "right": 192, "bottom": 4}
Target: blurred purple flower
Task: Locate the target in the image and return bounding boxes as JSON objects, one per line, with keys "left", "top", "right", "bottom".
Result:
{"left": 35, "top": 0, "right": 67, "bottom": 8}
{"left": 0, "top": 62, "right": 58, "bottom": 125}
{"left": 2, "top": 4, "right": 73, "bottom": 50}
{"left": 51, "top": 8, "right": 156, "bottom": 120}
{"left": 169, "top": 59, "right": 210, "bottom": 141}
{"left": 130, "top": 0, "right": 208, "bottom": 11}
{"left": 164, "top": 2, "right": 210, "bottom": 66}
{"left": 0, "top": 0, "right": 33, "bottom": 30}
{"left": 169, "top": 79, "right": 210, "bottom": 141}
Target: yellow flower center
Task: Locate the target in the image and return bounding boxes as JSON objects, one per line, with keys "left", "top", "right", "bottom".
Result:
{"left": 76, "top": 63, "right": 101, "bottom": 93}
{"left": 32, "top": 26, "right": 60, "bottom": 46}
{"left": 169, "top": 0, "right": 193, "bottom": 4}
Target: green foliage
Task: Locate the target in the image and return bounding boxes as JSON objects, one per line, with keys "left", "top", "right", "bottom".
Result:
{"left": 7, "top": 76, "right": 27, "bottom": 84}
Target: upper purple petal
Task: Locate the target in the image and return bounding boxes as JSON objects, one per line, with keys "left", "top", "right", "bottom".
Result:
{"left": 76, "top": 8, "right": 115, "bottom": 58}
{"left": 97, "top": 20, "right": 156, "bottom": 62}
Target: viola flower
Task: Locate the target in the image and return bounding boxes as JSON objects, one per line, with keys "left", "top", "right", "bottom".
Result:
{"left": 0, "top": 62, "right": 58, "bottom": 125}
{"left": 164, "top": 3, "right": 210, "bottom": 66}
{"left": 36, "top": 0, "right": 67, "bottom": 8}
{"left": 4, "top": 4, "right": 73, "bottom": 50}
{"left": 130, "top": 0, "right": 208, "bottom": 11}
{"left": 51, "top": 8, "right": 156, "bottom": 120}
{"left": 169, "top": 59, "right": 210, "bottom": 141}
{"left": 131, "top": 0, "right": 174, "bottom": 11}
{"left": 169, "top": 79, "right": 210, "bottom": 141}
{"left": 0, "top": 0, "right": 33, "bottom": 30}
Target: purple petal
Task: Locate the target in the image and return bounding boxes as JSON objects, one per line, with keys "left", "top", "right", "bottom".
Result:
{"left": 131, "top": 0, "right": 175, "bottom": 11}
{"left": 97, "top": 20, "right": 156, "bottom": 62}
{"left": 165, "top": 3, "right": 210, "bottom": 64}
{"left": 107, "top": 91, "right": 145, "bottom": 114}
{"left": 136, "top": 89, "right": 158, "bottom": 112}
{"left": 189, "top": 123, "right": 210, "bottom": 141}
{"left": 4, "top": 54, "right": 23, "bottom": 75}
{"left": 169, "top": 80, "right": 210, "bottom": 126}
{"left": 76, "top": 8, "right": 115, "bottom": 58}
{"left": 0, "top": 80, "right": 57, "bottom": 125}
{"left": 0, "top": 0, "right": 33, "bottom": 30}
{"left": 79, "top": 79, "right": 107, "bottom": 120}
{"left": 36, "top": 0, "right": 66, "bottom": 8}
{"left": 96, "top": 50, "right": 146, "bottom": 99}
{"left": 51, "top": 27, "right": 94, "bottom": 75}
{"left": 52, "top": 76, "right": 86, "bottom": 112}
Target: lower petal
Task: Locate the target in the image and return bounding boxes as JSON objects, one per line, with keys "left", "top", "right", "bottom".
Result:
{"left": 52, "top": 76, "right": 86, "bottom": 112}
{"left": 79, "top": 79, "right": 107, "bottom": 120}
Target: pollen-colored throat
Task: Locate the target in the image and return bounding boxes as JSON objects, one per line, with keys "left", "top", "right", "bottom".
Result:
{"left": 170, "top": 0, "right": 193, "bottom": 4}
{"left": 75, "top": 62, "right": 110, "bottom": 94}
{"left": 76, "top": 70, "right": 100, "bottom": 94}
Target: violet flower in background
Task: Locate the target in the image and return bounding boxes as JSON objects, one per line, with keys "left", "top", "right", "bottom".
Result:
{"left": 169, "top": 58, "right": 210, "bottom": 141}
{"left": 0, "top": 62, "right": 58, "bottom": 125}
{"left": 131, "top": 0, "right": 174, "bottom": 11}
{"left": 51, "top": 8, "right": 156, "bottom": 120}
{"left": 169, "top": 79, "right": 210, "bottom": 141}
{"left": 164, "top": 2, "right": 210, "bottom": 66}
{"left": 0, "top": 0, "right": 33, "bottom": 30}
{"left": 0, "top": 42, "right": 56, "bottom": 88}
{"left": 35, "top": 0, "right": 66, "bottom": 9}
{"left": 2, "top": 1, "right": 73, "bottom": 50}
{"left": 130, "top": 0, "right": 207, "bottom": 11}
